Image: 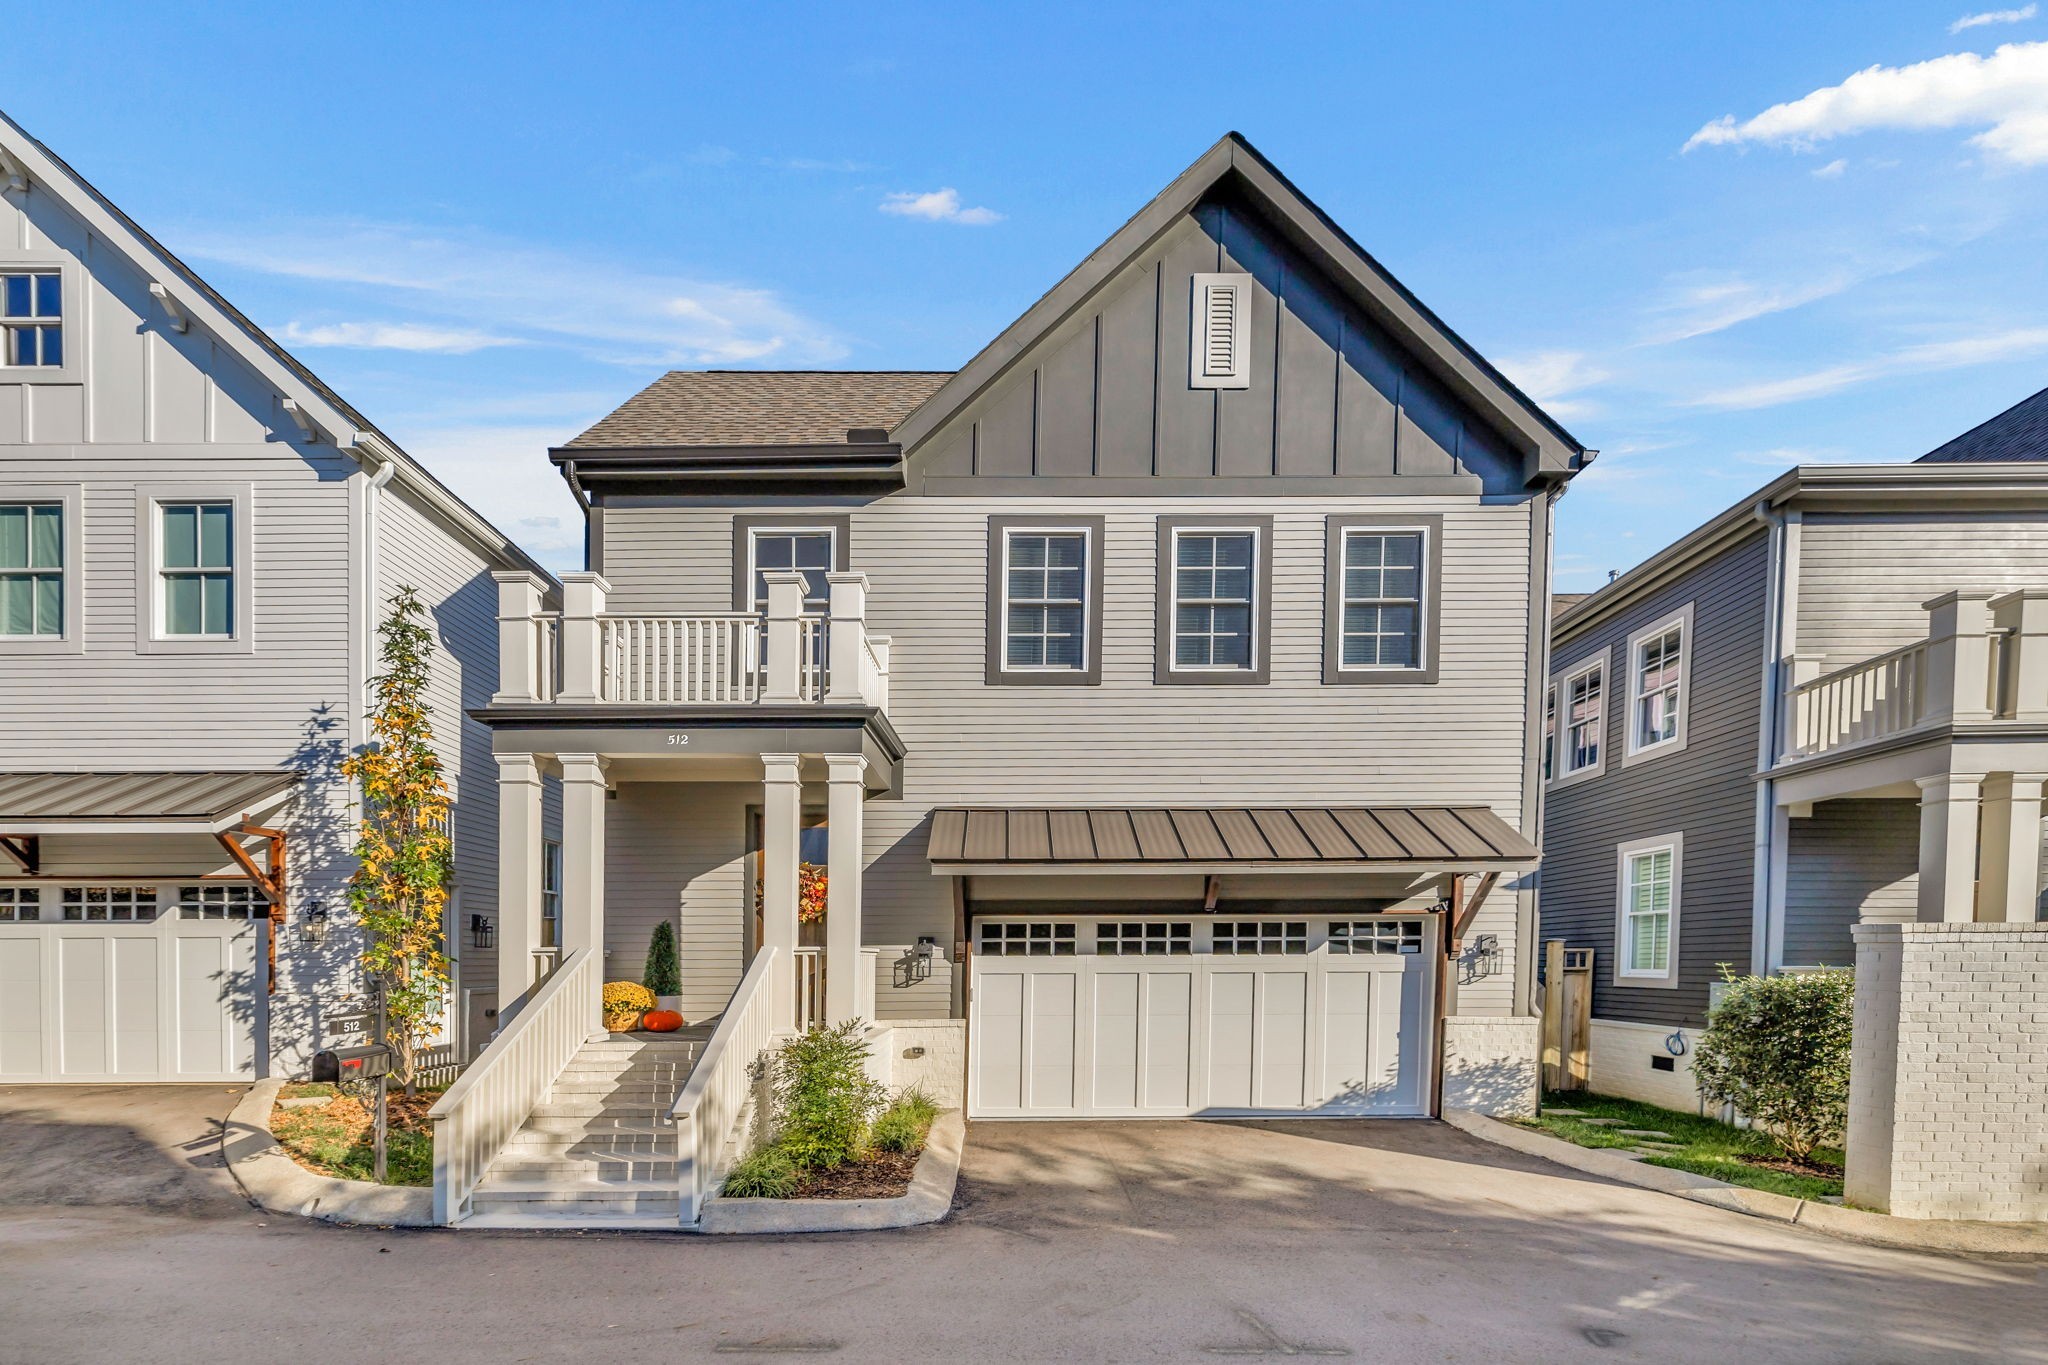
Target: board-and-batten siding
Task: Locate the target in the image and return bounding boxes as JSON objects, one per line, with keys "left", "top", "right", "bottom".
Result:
{"left": 1541, "top": 532, "right": 1768, "bottom": 1029}
{"left": 1783, "top": 799, "right": 1918, "bottom": 967}
{"left": 598, "top": 493, "right": 1535, "bottom": 1020}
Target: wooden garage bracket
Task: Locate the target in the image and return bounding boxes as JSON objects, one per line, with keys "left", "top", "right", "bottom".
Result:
{"left": 216, "top": 823, "right": 288, "bottom": 994}
{"left": 0, "top": 834, "right": 39, "bottom": 874}
{"left": 1449, "top": 871, "right": 1501, "bottom": 954}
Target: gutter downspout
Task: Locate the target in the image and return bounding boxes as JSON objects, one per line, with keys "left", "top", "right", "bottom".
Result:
{"left": 1750, "top": 499, "right": 1792, "bottom": 982}
{"left": 1518, "top": 482, "right": 1564, "bottom": 1019}
{"left": 559, "top": 459, "right": 594, "bottom": 573}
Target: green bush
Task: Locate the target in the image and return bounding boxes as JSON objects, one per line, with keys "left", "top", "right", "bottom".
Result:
{"left": 870, "top": 1089, "right": 941, "bottom": 1154}
{"left": 721, "top": 1145, "right": 799, "bottom": 1198}
{"left": 1690, "top": 967, "right": 1854, "bottom": 1163}
{"left": 770, "top": 1019, "right": 888, "bottom": 1171}
{"left": 643, "top": 920, "right": 681, "bottom": 998}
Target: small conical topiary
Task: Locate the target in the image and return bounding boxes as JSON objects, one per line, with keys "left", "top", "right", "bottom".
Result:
{"left": 643, "top": 919, "right": 682, "bottom": 998}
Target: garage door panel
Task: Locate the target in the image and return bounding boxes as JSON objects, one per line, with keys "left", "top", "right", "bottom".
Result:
{"left": 1091, "top": 972, "right": 1140, "bottom": 1111}
{"left": 1026, "top": 972, "right": 1077, "bottom": 1110}
{"left": 111, "top": 936, "right": 161, "bottom": 1076}
{"left": 975, "top": 971, "right": 1026, "bottom": 1111}
{"left": 1257, "top": 971, "right": 1309, "bottom": 1110}
{"left": 1320, "top": 969, "right": 1378, "bottom": 1112}
{"left": 0, "top": 938, "right": 44, "bottom": 1077}
{"left": 1206, "top": 971, "right": 1255, "bottom": 1109}
{"left": 1141, "top": 971, "right": 1193, "bottom": 1110}
{"left": 59, "top": 937, "right": 109, "bottom": 1076}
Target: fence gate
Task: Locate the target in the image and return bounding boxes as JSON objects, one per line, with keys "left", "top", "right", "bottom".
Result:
{"left": 1540, "top": 941, "right": 1592, "bottom": 1092}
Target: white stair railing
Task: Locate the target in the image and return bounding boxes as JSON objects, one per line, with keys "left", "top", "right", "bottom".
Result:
{"left": 672, "top": 946, "right": 783, "bottom": 1226}
{"left": 428, "top": 945, "right": 599, "bottom": 1224}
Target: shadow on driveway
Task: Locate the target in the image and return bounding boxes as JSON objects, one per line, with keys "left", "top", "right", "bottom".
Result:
{"left": 0, "top": 1084, "right": 250, "bottom": 1217}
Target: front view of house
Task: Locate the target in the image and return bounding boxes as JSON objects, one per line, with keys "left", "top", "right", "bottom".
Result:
{"left": 442, "top": 134, "right": 1591, "bottom": 1225}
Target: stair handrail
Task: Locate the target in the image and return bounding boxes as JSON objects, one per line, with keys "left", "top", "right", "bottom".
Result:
{"left": 671, "top": 944, "right": 782, "bottom": 1225}
{"left": 428, "top": 944, "right": 600, "bottom": 1224}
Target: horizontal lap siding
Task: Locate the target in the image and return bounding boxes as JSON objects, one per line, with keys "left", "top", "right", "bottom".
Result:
{"left": 1541, "top": 532, "right": 1768, "bottom": 1029}
{"left": 604, "top": 782, "right": 751, "bottom": 1023}
{"left": 1784, "top": 798, "right": 1918, "bottom": 968}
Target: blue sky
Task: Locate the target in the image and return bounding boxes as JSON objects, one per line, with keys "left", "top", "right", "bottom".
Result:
{"left": 10, "top": 2, "right": 2048, "bottom": 580}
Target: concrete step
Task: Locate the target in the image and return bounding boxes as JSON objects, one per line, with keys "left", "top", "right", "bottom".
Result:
{"left": 547, "top": 1079, "right": 687, "bottom": 1097}
{"left": 483, "top": 1157, "right": 681, "bottom": 1183}
{"left": 529, "top": 1100, "right": 675, "bottom": 1120}
{"left": 503, "top": 1127, "right": 675, "bottom": 1154}
{"left": 555, "top": 1060, "right": 698, "bottom": 1078}
{"left": 461, "top": 1207, "right": 683, "bottom": 1232}
{"left": 521, "top": 1110, "right": 677, "bottom": 1134}
{"left": 470, "top": 1179, "right": 679, "bottom": 1217}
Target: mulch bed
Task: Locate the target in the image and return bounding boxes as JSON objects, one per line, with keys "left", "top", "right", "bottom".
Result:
{"left": 788, "top": 1148, "right": 920, "bottom": 1199}
{"left": 1737, "top": 1153, "right": 1844, "bottom": 1180}
{"left": 269, "top": 1088, "right": 438, "bottom": 1186}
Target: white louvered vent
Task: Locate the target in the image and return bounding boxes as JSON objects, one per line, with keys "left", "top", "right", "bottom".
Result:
{"left": 1190, "top": 273, "right": 1252, "bottom": 389}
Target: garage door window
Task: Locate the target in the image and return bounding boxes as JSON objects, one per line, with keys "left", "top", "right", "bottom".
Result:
{"left": 179, "top": 885, "right": 264, "bottom": 919}
{"left": 1096, "top": 921, "right": 1192, "bottom": 955}
{"left": 978, "top": 921, "right": 1075, "bottom": 956}
{"left": 0, "top": 886, "right": 39, "bottom": 920}
{"left": 1329, "top": 919, "right": 1423, "bottom": 954}
{"left": 1212, "top": 920, "right": 1308, "bottom": 954}
{"left": 59, "top": 886, "right": 159, "bottom": 922}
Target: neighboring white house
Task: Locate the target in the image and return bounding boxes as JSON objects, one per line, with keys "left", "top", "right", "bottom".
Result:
{"left": 0, "top": 109, "right": 557, "bottom": 1084}
{"left": 432, "top": 133, "right": 1593, "bottom": 1227}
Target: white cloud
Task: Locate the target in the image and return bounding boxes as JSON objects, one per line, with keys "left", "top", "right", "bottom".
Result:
{"left": 278, "top": 320, "right": 521, "bottom": 354}
{"left": 1497, "top": 349, "right": 1611, "bottom": 419}
{"left": 1683, "top": 41, "right": 2048, "bottom": 166}
{"left": 1641, "top": 271, "right": 1870, "bottom": 344}
{"left": 1812, "top": 157, "right": 1849, "bottom": 178}
{"left": 392, "top": 422, "right": 590, "bottom": 571}
{"left": 1953, "top": 4, "right": 2036, "bottom": 33}
{"left": 879, "top": 188, "right": 1003, "bottom": 225}
{"left": 1688, "top": 326, "right": 2048, "bottom": 408}
{"left": 181, "top": 219, "right": 844, "bottom": 367}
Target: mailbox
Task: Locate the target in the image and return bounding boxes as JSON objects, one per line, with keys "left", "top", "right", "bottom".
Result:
{"left": 326, "top": 1043, "right": 394, "bottom": 1082}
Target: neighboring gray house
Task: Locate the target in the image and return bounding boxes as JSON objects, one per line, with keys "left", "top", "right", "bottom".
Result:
{"left": 433, "top": 133, "right": 1593, "bottom": 1227}
{"left": 0, "top": 111, "right": 556, "bottom": 1084}
{"left": 1541, "top": 384, "right": 2048, "bottom": 1221}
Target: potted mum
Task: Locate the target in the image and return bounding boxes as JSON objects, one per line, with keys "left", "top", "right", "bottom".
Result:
{"left": 602, "top": 980, "right": 654, "bottom": 1032}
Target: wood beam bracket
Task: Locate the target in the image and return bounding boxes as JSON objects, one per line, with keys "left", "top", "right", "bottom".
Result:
{"left": 1203, "top": 874, "right": 1222, "bottom": 912}
{"left": 1450, "top": 871, "right": 1501, "bottom": 954}
{"left": 0, "top": 834, "right": 39, "bottom": 874}
{"left": 216, "top": 823, "right": 287, "bottom": 914}
{"left": 148, "top": 282, "right": 191, "bottom": 333}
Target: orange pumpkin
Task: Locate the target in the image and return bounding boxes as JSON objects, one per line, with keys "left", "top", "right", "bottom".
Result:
{"left": 641, "top": 1009, "right": 685, "bottom": 1033}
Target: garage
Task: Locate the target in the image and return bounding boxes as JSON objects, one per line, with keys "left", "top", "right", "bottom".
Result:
{"left": 969, "top": 915, "right": 1434, "bottom": 1118}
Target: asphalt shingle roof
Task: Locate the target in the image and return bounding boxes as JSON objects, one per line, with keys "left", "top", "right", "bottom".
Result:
{"left": 1916, "top": 384, "right": 2048, "bottom": 463}
{"left": 563, "top": 371, "right": 954, "bottom": 449}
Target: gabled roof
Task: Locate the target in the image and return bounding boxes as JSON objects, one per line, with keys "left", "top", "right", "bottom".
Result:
{"left": 1916, "top": 384, "right": 2048, "bottom": 463}
{"left": 890, "top": 132, "right": 1590, "bottom": 483}
{"left": 0, "top": 109, "right": 550, "bottom": 583}
{"left": 563, "top": 371, "right": 951, "bottom": 449}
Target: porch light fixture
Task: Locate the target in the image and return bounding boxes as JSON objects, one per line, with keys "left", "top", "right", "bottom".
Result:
{"left": 298, "top": 902, "right": 329, "bottom": 945}
{"left": 910, "top": 936, "right": 937, "bottom": 982}
{"left": 470, "top": 914, "right": 496, "bottom": 950}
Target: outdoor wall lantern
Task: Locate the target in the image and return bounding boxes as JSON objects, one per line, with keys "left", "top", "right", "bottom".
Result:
{"left": 470, "top": 914, "right": 496, "bottom": 950}
{"left": 911, "top": 936, "right": 937, "bottom": 982}
{"left": 297, "top": 902, "right": 329, "bottom": 945}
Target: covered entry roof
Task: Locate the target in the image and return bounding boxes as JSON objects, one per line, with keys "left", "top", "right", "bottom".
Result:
{"left": 927, "top": 805, "right": 1537, "bottom": 871}
{"left": 0, "top": 771, "right": 302, "bottom": 832}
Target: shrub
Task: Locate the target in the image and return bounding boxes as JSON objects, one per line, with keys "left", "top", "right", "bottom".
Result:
{"left": 770, "top": 1019, "right": 887, "bottom": 1171}
{"left": 870, "top": 1089, "right": 941, "bottom": 1154}
{"left": 721, "top": 1145, "right": 799, "bottom": 1199}
{"left": 1690, "top": 967, "right": 1854, "bottom": 1163}
{"left": 602, "top": 980, "right": 655, "bottom": 1013}
{"left": 643, "top": 921, "right": 681, "bottom": 998}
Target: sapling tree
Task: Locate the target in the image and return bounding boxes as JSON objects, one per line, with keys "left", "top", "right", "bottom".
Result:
{"left": 1690, "top": 966, "right": 1855, "bottom": 1164}
{"left": 644, "top": 920, "right": 682, "bottom": 999}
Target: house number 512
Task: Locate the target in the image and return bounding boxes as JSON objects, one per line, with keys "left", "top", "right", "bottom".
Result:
{"left": 667, "top": 734, "right": 690, "bottom": 746}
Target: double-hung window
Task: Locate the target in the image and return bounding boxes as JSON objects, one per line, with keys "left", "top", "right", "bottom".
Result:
{"left": 1626, "top": 606, "right": 1692, "bottom": 761}
{"left": 158, "top": 502, "right": 235, "bottom": 637}
{"left": 0, "top": 502, "right": 63, "bottom": 636}
{"left": 1559, "top": 659, "right": 1604, "bottom": 779}
{"left": 1156, "top": 515, "right": 1272, "bottom": 685}
{"left": 540, "top": 839, "right": 563, "bottom": 949}
{"left": 748, "top": 529, "right": 835, "bottom": 615}
{"left": 1324, "top": 516, "right": 1438, "bottom": 684}
{"left": 1617, "top": 835, "right": 1680, "bottom": 984}
{"left": 1542, "top": 685, "right": 1556, "bottom": 782}
{"left": 1003, "top": 528, "right": 1088, "bottom": 671}
{"left": 1, "top": 269, "right": 63, "bottom": 368}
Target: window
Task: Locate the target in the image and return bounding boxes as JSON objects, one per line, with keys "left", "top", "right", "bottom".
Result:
{"left": 1615, "top": 834, "right": 1682, "bottom": 986}
{"left": 1542, "top": 685, "right": 1556, "bottom": 782}
{"left": 62, "top": 886, "right": 159, "bottom": 922}
{"left": 1325, "top": 516, "right": 1439, "bottom": 685}
{"left": 1173, "top": 530, "right": 1254, "bottom": 669}
{"left": 1096, "top": 921, "right": 1192, "bottom": 955}
{"left": 0, "top": 502, "right": 62, "bottom": 636}
{"left": 0, "top": 269, "right": 62, "bottom": 368}
{"left": 1004, "top": 530, "right": 1087, "bottom": 670}
{"left": 748, "top": 529, "right": 835, "bottom": 615}
{"left": 1329, "top": 919, "right": 1423, "bottom": 954}
{"left": 178, "top": 885, "right": 262, "bottom": 919}
{"left": 0, "top": 887, "right": 40, "bottom": 922}
{"left": 977, "top": 921, "right": 1076, "bottom": 956}
{"left": 541, "top": 839, "right": 563, "bottom": 949}
{"left": 1189, "top": 273, "right": 1251, "bottom": 389}
{"left": 158, "top": 502, "right": 234, "bottom": 637}
{"left": 1559, "top": 659, "right": 1605, "bottom": 778}
{"left": 1212, "top": 921, "right": 1308, "bottom": 954}
{"left": 1625, "top": 606, "right": 1693, "bottom": 761}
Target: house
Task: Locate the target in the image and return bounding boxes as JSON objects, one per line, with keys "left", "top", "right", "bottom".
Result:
{"left": 0, "top": 110, "right": 557, "bottom": 1085}
{"left": 1540, "top": 384, "right": 2048, "bottom": 1222}
{"left": 434, "top": 133, "right": 1593, "bottom": 1226}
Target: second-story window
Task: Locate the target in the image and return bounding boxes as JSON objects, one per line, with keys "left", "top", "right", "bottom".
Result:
{"left": 1003, "top": 528, "right": 1088, "bottom": 671}
{"left": 1542, "top": 685, "right": 1556, "bottom": 782}
{"left": 1563, "top": 660, "right": 1604, "bottom": 776}
{"left": 159, "top": 501, "right": 234, "bottom": 637}
{"left": 749, "top": 529, "right": 835, "bottom": 614}
{"left": 1, "top": 269, "right": 63, "bottom": 368}
{"left": 1173, "top": 529, "right": 1255, "bottom": 670}
{"left": 1338, "top": 529, "right": 1424, "bottom": 670}
{"left": 1626, "top": 607, "right": 1692, "bottom": 760}
{"left": 0, "top": 502, "right": 62, "bottom": 636}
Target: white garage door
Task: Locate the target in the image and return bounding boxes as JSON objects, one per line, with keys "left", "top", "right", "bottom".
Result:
{"left": 969, "top": 915, "right": 1434, "bottom": 1119}
{"left": 0, "top": 884, "right": 265, "bottom": 1083}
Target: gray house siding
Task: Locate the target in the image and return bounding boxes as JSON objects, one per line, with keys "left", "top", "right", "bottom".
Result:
{"left": 1783, "top": 799, "right": 1918, "bottom": 968}
{"left": 1541, "top": 531, "right": 1769, "bottom": 1028}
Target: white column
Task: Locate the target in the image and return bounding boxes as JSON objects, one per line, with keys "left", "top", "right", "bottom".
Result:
{"left": 762, "top": 573, "right": 808, "bottom": 704}
{"left": 760, "top": 753, "right": 803, "bottom": 1030}
{"left": 1991, "top": 590, "right": 2048, "bottom": 722}
{"left": 558, "top": 754, "right": 610, "bottom": 979}
{"left": 1916, "top": 774, "right": 1982, "bottom": 923}
{"left": 556, "top": 572, "right": 611, "bottom": 704}
{"left": 490, "top": 572, "right": 547, "bottom": 705}
{"left": 1977, "top": 773, "right": 2045, "bottom": 923}
{"left": 824, "top": 752, "right": 868, "bottom": 1024}
{"left": 494, "top": 751, "right": 545, "bottom": 1021}
{"left": 825, "top": 572, "right": 870, "bottom": 705}
{"left": 1922, "top": 591, "right": 1996, "bottom": 726}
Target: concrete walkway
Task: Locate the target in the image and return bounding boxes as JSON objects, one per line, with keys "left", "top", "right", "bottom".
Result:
{"left": 0, "top": 1083, "right": 248, "bottom": 1216}
{"left": 1, "top": 1099, "right": 2043, "bottom": 1363}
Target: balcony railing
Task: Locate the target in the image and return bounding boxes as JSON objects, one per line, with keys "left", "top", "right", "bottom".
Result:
{"left": 1790, "top": 639, "right": 1932, "bottom": 759}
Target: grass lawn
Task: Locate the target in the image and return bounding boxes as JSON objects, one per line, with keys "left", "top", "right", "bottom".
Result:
{"left": 1516, "top": 1090, "right": 1845, "bottom": 1201}
{"left": 270, "top": 1084, "right": 442, "bottom": 1186}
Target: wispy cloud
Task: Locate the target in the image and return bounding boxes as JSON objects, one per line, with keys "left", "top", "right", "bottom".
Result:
{"left": 1687, "top": 326, "right": 2048, "bottom": 409}
{"left": 1812, "top": 157, "right": 1849, "bottom": 178}
{"left": 1952, "top": 4, "right": 2036, "bottom": 33}
{"left": 1683, "top": 40, "right": 2048, "bottom": 166}
{"left": 392, "top": 422, "right": 593, "bottom": 570}
{"left": 182, "top": 219, "right": 843, "bottom": 367}
{"left": 278, "top": 320, "right": 522, "bottom": 354}
{"left": 1496, "top": 349, "right": 1611, "bottom": 419}
{"left": 1640, "top": 271, "right": 1872, "bottom": 344}
{"left": 879, "top": 188, "right": 1003, "bottom": 225}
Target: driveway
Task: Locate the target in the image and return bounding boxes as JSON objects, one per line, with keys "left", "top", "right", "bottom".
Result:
{"left": 0, "top": 1084, "right": 249, "bottom": 1215}
{"left": 0, "top": 1102, "right": 2042, "bottom": 1363}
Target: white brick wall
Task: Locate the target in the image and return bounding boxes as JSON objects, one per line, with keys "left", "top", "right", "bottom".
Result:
{"left": 869, "top": 1019, "right": 966, "bottom": 1108}
{"left": 1585, "top": 1017, "right": 1710, "bottom": 1112}
{"left": 1442, "top": 1016, "right": 1540, "bottom": 1116}
{"left": 1848, "top": 922, "right": 2048, "bottom": 1222}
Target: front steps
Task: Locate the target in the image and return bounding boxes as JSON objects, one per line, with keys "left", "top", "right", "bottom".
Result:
{"left": 465, "top": 1029, "right": 712, "bottom": 1228}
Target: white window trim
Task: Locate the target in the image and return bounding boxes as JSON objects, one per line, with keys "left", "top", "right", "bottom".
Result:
{"left": 1623, "top": 603, "right": 1695, "bottom": 765}
{"left": 1547, "top": 649, "right": 1609, "bottom": 789}
{"left": 1614, "top": 832, "right": 1682, "bottom": 988}
{"left": 0, "top": 257, "right": 83, "bottom": 385}
{"left": 134, "top": 483, "right": 254, "bottom": 655}
{"left": 0, "top": 483, "right": 82, "bottom": 654}
{"left": 1000, "top": 523, "right": 1093, "bottom": 674}
{"left": 746, "top": 525, "right": 838, "bottom": 614}
{"left": 1541, "top": 683, "right": 1556, "bottom": 784}
{"left": 1169, "top": 524, "right": 1262, "bottom": 673}
{"left": 540, "top": 838, "right": 563, "bottom": 950}
{"left": 1334, "top": 524, "right": 1430, "bottom": 676}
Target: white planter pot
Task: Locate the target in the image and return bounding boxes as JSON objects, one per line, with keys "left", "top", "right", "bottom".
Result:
{"left": 656, "top": 996, "right": 682, "bottom": 1015}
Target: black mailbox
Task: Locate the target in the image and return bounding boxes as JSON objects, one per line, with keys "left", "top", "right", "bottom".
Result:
{"left": 328, "top": 1043, "right": 394, "bottom": 1082}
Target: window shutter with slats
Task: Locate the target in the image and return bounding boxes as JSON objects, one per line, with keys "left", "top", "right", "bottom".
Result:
{"left": 1190, "top": 273, "right": 1251, "bottom": 389}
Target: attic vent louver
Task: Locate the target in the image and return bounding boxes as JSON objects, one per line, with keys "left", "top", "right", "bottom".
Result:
{"left": 1190, "top": 273, "right": 1251, "bottom": 390}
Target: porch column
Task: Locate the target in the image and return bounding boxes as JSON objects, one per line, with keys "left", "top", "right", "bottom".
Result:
{"left": 824, "top": 572, "right": 869, "bottom": 705}
{"left": 1922, "top": 591, "right": 1996, "bottom": 726}
{"left": 761, "top": 753, "right": 803, "bottom": 1030}
{"left": 1977, "top": 773, "right": 2046, "bottom": 923}
{"left": 490, "top": 571, "right": 547, "bottom": 705}
{"left": 558, "top": 753, "right": 611, "bottom": 972}
{"left": 824, "top": 752, "right": 867, "bottom": 1024}
{"left": 494, "top": 752, "right": 545, "bottom": 1021}
{"left": 1915, "top": 774, "right": 1982, "bottom": 923}
{"left": 762, "top": 573, "right": 808, "bottom": 704}
{"left": 1991, "top": 589, "right": 2048, "bottom": 722}
{"left": 556, "top": 572, "right": 610, "bottom": 704}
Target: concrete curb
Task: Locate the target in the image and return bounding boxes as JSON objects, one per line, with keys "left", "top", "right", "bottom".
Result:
{"left": 221, "top": 1079, "right": 436, "bottom": 1228}
{"left": 1444, "top": 1109, "right": 2048, "bottom": 1257}
{"left": 699, "top": 1110, "right": 963, "bottom": 1235}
